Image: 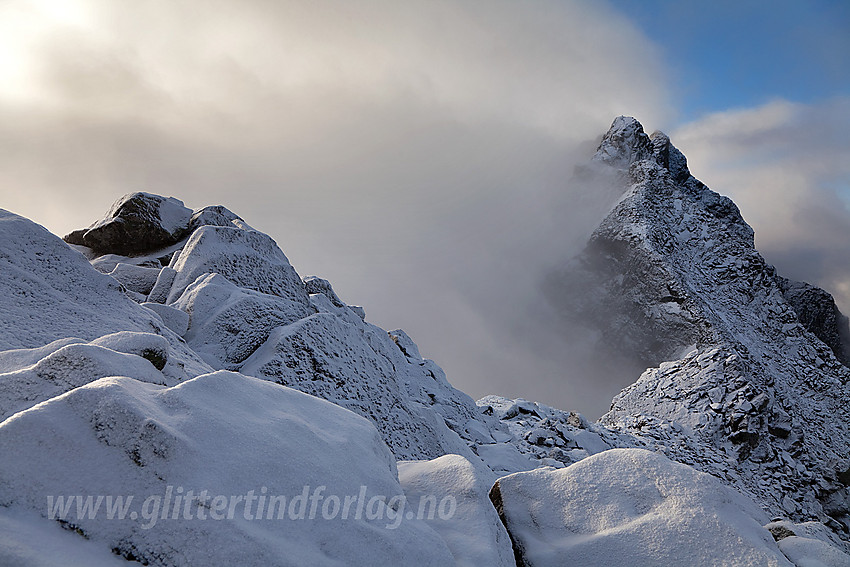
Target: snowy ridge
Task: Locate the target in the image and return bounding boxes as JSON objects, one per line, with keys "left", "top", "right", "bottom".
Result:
{"left": 551, "top": 117, "right": 850, "bottom": 537}
{"left": 2, "top": 121, "right": 850, "bottom": 565}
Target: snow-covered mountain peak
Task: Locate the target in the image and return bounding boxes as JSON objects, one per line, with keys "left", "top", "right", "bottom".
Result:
{"left": 591, "top": 115, "right": 654, "bottom": 170}
{"left": 547, "top": 117, "right": 850, "bottom": 539}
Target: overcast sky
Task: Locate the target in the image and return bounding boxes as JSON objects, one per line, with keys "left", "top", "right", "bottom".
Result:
{"left": 1, "top": 0, "right": 848, "bottom": 417}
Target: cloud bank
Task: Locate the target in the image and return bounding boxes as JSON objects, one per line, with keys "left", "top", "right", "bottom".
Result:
{"left": 0, "top": 0, "right": 677, "bottom": 416}
{"left": 8, "top": 1, "right": 846, "bottom": 418}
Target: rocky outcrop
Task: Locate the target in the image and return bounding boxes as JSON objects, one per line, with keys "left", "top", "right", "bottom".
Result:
{"left": 64, "top": 192, "right": 193, "bottom": 256}
{"left": 56, "top": 195, "right": 502, "bottom": 463}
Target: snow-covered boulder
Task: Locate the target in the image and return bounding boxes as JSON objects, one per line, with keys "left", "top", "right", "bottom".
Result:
{"left": 240, "top": 310, "right": 475, "bottom": 461}
{"left": 398, "top": 455, "right": 515, "bottom": 567}
{"left": 189, "top": 205, "right": 254, "bottom": 232}
{"left": 304, "top": 275, "right": 347, "bottom": 308}
{"left": 141, "top": 303, "right": 189, "bottom": 337}
{"left": 765, "top": 520, "right": 850, "bottom": 565}
{"left": 64, "top": 193, "right": 192, "bottom": 256}
{"left": 173, "top": 273, "right": 311, "bottom": 368}
{"left": 108, "top": 263, "right": 162, "bottom": 296}
{"left": 0, "top": 341, "right": 165, "bottom": 421}
{"left": 0, "top": 371, "right": 456, "bottom": 566}
{"left": 0, "top": 209, "right": 208, "bottom": 384}
{"left": 147, "top": 267, "right": 177, "bottom": 304}
{"left": 778, "top": 536, "right": 850, "bottom": 567}
{"left": 166, "top": 225, "right": 311, "bottom": 307}
{"left": 490, "top": 448, "right": 793, "bottom": 567}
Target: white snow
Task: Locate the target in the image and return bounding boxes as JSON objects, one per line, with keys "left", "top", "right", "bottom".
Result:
{"left": 0, "top": 341, "right": 164, "bottom": 421}
{"left": 778, "top": 536, "right": 850, "bottom": 567}
{"left": 166, "top": 225, "right": 310, "bottom": 306}
{"left": 398, "top": 454, "right": 515, "bottom": 567}
{"left": 0, "top": 210, "right": 164, "bottom": 350}
{"left": 0, "top": 507, "right": 128, "bottom": 567}
{"left": 108, "top": 263, "right": 162, "bottom": 295}
{"left": 492, "top": 448, "right": 794, "bottom": 567}
{"left": 172, "top": 272, "right": 310, "bottom": 368}
{"left": 155, "top": 196, "right": 193, "bottom": 235}
{"left": 0, "top": 371, "right": 456, "bottom": 566}
{"left": 240, "top": 309, "right": 477, "bottom": 461}
{"left": 0, "top": 209, "right": 212, "bottom": 382}
{"left": 141, "top": 302, "right": 190, "bottom": 336}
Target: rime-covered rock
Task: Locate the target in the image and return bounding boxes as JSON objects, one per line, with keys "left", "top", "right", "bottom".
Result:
{"left": 0, "top": 209, "right": 211, "bottom": 382}
{"left": 166, "top": 225, "right": 311, "bottom": 308}
{"left": 0, "top": 341, "right": 165, "bottom": 421}
{"left": 239, "top": 304, "right": 478, "bottom": 461}
{"left": 107, "top": 263, "right": 161, "bottom": 296}
{"left": 778, "top": 276, "right": 850, "bottom": 366}
{"left": 173, "top": 273, "right": 312, "bottom": 368}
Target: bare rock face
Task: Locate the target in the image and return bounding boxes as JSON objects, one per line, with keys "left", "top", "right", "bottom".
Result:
{"left": 64, "top": 192, "right": 193, "bottom": 256}
{"left": 777, "top": 276, "right": 850, "bottom": 367}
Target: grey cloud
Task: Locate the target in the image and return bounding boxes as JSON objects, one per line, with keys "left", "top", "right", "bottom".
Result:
{"left": 0, "top": 0, "right": 674, "bottom": 416}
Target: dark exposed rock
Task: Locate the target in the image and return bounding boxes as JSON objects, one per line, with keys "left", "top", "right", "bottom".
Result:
{"left": 777, "top": 276, "right": 850, "bottom": 367}
{"left": 488, "top": 480, "right": 528, "bottom": 567}
{"left": 63, "top": 192, "right": 193, "bottom": 256}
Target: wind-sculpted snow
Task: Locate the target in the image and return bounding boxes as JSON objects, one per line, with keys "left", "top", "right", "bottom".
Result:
{"left": 0, "top": 372, "right": 457, "bottom": 567}
{"left": 490, "top": 448, "right": 795, "bottom": 567}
